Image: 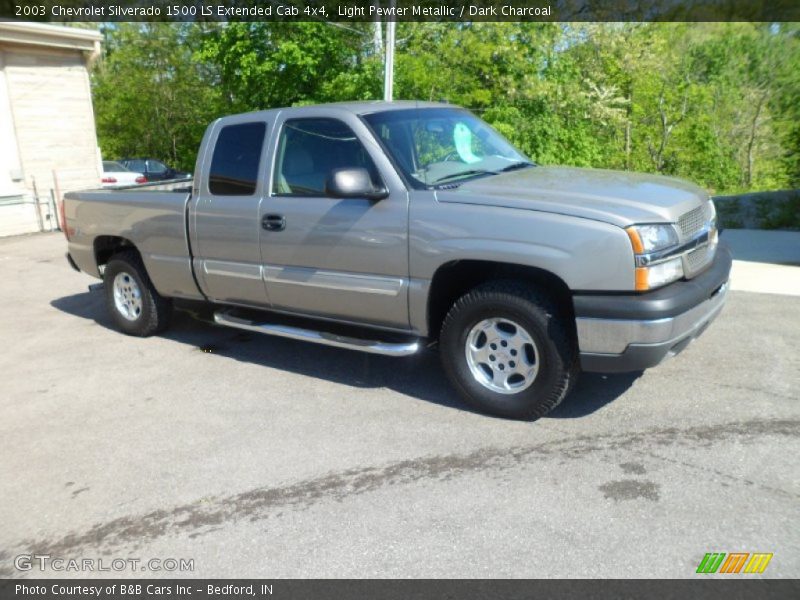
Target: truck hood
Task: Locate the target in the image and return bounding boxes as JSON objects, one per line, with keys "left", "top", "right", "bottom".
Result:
{"left": 438, "top": 166, "right": 709, "bottom": 227}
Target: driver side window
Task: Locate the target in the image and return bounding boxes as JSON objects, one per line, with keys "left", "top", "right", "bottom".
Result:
{"left": 273, "top": 118, "right": 381, "bottom": 196}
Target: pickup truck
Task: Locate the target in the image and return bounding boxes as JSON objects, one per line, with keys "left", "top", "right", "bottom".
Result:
{"left": 64, "top": 101, "right": 731, "bottom": 420}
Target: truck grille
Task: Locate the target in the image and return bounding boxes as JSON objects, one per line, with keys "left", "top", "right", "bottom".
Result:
{"left": 678, "top": 201, "right": 716, "bottom": 277}
{"left": 678, "top": 204, "right": 710, "bottom": 239}
{"left": 686, "top": 243, "right": 712, "bottom": 273}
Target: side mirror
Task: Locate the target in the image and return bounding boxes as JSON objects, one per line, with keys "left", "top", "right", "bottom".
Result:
{"left": 325, "top": 168, "right": 388, "bottom": 201}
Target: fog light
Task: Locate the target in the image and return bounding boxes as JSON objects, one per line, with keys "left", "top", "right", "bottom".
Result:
{"left": 636, "top": 257, "right": 683, "bottom": 291}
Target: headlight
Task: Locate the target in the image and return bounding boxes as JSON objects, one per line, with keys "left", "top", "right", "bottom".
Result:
{"left": 626, "top": 223, "right": 682, "bottom": 291}
{"left": 626, "top": 224, "right": 679, "bottom": 253}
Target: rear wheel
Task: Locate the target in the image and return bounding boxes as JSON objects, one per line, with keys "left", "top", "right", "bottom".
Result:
{"left": 104, "top": 250, "right": 171, "bottom": 336}
{"left": 440, "top": 281, "right": 578, "bottom": 420}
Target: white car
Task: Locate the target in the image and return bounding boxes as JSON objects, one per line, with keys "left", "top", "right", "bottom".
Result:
{"left": 101, "top": 161, "right": 147, "bottom": 187}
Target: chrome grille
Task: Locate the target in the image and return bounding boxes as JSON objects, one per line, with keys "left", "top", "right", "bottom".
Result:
{"left": 678, "top": 204, "right": 709, "bottom": 239}
{"left": 677, "top": 201, "right": 717, "bottom": 277}
{"left": 686, "top": 243, "right": 712, "bottom": 273}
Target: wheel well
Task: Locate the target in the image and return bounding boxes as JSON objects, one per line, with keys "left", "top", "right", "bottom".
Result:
{"left": 427, "top": 260, "right": 574, "bottom": 339}
{"left": 93, "top": 236, "right": 138, "bottom": 269}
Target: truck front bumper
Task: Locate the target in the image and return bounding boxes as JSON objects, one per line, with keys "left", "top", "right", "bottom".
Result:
{"left": 574, "top": 243, "right": 732, "bottom": 373}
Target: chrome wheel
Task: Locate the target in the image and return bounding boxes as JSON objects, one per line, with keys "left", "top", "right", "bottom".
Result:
{"left": 112, "top": 271, "right": 143, "bottom": 321}
{"left": 465, "top": 318, "right": 539, "bottom": 394}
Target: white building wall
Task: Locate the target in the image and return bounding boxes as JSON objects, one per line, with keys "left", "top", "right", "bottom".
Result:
{"left": 0, "top": 24, "right": 102, "bottom": 237}
{"left": 0, "top": 51, "right": 24, "bottom": 197}
{"left": 0, "top": 50, "right": 38, "bottom": 237}
{"left": 4, "top": 46, "right": 101, "bottom": 194}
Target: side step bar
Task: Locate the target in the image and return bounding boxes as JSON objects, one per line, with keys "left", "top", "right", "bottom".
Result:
{"left": 213, "top": 310, "right": 421, "bottom": 357}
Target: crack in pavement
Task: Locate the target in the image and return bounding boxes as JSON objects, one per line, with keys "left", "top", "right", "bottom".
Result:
{"left": 639, "top": 449, "right": 797, "bottom": 499}
{"left": 716, "top": 383, "right": 798, "bottom": 403}
{"left": 7, "top": 418, "right": 798, "bottom": 568}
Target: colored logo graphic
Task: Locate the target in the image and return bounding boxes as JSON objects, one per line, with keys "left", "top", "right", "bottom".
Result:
{"left": 696, "top": 552, "right": 773, "bottom": 574}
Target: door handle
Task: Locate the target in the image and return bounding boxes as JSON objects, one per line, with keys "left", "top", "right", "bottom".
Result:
{"left": 262, "top": 214, "right": 286, "bottom": 231}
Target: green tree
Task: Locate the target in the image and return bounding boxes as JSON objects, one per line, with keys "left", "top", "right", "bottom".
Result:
{"left": 90, "top": 21, "right": 799, "bottom": 195}
{"left": 92, "top": 23, "right": 220, "bottom": 171}
{"left": 195, "top": 22, "right": 381, "bottom": 112}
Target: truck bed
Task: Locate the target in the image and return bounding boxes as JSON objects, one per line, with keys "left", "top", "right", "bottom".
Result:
{"left": 64, "top": 181, "right": 203, "bottom": 301}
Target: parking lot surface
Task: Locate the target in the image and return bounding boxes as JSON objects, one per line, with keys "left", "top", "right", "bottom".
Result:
{"left": 1, "top": 232, "right": 798, "bottom": 578}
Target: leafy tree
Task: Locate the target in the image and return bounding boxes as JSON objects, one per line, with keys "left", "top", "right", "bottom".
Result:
{"left": 195, "top": 22, "right": 381, "bottom": 112}
{"left": 92, "top": 24, "right": 220, "bottom": 171}
{"left": 90, "top": 21, "right": 800, "bottom": 195}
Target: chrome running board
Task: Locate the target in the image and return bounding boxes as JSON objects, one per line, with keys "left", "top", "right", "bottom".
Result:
{"left": 213, "top": 310, "right": 420, "bottom": 357}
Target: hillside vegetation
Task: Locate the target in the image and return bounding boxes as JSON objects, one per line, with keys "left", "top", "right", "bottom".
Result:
{"left": 92, "top": 22, "right": 800, "bottom": 197}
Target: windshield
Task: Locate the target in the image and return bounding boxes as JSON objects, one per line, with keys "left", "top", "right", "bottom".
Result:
{"left": 363, "top": 107, "right": 530, "bottom": 188}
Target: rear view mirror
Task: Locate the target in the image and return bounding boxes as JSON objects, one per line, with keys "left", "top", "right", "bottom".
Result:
{"left": 325, "top": 168, "right": 388, "bottom": 201}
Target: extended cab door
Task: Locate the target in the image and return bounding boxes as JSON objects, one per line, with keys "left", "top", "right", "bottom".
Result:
{"left": 191, "top": 117, "right": 272, "bottom": 307}
{"left": 259, "top": 111, "right": 410, "bottom": 329}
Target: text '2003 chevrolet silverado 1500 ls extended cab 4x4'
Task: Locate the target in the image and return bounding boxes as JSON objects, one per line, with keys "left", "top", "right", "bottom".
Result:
{"left": 64, "top": 101, "right": 731, "bottom": 419}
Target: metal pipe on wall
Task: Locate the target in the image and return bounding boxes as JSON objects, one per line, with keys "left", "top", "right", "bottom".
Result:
{"left": 30, "top": 176, "right": 44, "bottom": 232}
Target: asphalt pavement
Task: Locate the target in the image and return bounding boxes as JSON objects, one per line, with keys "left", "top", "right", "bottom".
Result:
{"left": 1, "top": 232, "right": 798, "bottom": 578}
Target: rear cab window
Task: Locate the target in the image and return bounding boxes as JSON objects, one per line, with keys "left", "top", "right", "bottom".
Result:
{"left": 209, "top": 122, "right": 267, "bottom": 196}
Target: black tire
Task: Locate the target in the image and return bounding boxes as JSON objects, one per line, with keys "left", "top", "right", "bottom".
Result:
{"left": 439, "top": 280, "right": 578, "bottom": 420}
{"left": 103, "top": 250, "right": 172, "bottom": 336}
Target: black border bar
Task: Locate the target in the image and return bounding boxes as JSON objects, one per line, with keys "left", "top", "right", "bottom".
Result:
{"left": 2, "top": 579, "right": 800, "bottom": 600}
{"left": 2, "top": 0, "right": 800, "bottom": 22}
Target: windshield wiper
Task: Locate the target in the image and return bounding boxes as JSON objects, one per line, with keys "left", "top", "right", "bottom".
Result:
{"left": 498, "top": 161, "right": 535, "bottom": 173}
{"left": 430, "top": 169, "right": 498, "bottom": 185}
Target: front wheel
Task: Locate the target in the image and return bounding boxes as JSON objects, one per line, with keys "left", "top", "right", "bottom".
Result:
{"left": 104, "top": 250, "right": 172, "bottom": 336}
{"left": 439, "top": 281, "right": 578, "bottom": 420}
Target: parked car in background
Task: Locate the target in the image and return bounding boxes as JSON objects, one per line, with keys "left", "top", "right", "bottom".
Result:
{"left": 101, "top": 161, "right": 147, "bottom": 187}
{"left": 117, "top": 158, "right": 191, "bottom": 182}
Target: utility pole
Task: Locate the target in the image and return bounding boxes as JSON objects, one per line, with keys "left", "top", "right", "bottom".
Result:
{"left": 383, "top": 3, "right": 396, "bottom": 102}
{"left": 372, "top": 5, "right": 383, "bottom": 56}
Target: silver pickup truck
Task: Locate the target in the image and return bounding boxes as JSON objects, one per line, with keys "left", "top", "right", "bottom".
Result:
{"left": 64, "top": 101, "right": 731, "bottom": 419}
